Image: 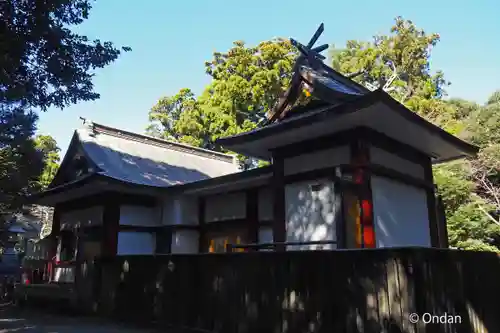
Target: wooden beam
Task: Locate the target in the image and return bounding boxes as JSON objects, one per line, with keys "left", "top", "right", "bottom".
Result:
{"left": 246, "top": 188, "right": 259, "bottom": 250}
{"left": 197, "top": 197, "right": 206, "bottom": 252}
{"left": 102, "top": 196, "right": 120, "bottom": 258}
{"left": 272, "top": 154, "right": 286, "bottom": 251}
{"left": 423, "top": 159, "right": 440, "bottom": 248}
{"left": 351, "top": 139, "right": 376, "bottom": 248}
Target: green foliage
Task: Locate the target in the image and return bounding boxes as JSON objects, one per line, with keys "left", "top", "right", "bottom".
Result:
{"left": 486, "top": 90, "right": 500, "bottom": 105}
{"left": 147, "top": 39, "right": 297, "bottom": 152}
{"left": 434, "top": 163, "right": 474, "bottom": 214}
{"left": 0, "top": 0, "right": 131, "bottom": 110}
{"left": 0, "top": 0, "right": 124, "bottom": 225}
{"left": 330, "top": 17, "right": 447, "bottom": 102}
{"left": 0, "top": 106, "right": 44, "bottom": 213}
{"left": 447, "top": 202, "right": 500, "bottom": 252}
{"left": 433, "top": 90, "right": 500, "bottom": 252}
{"left": 35, "top": 135, "right": 61, "bottom": 188}
{"left": 464, "top": 101, "right": 500, "bottom": 147}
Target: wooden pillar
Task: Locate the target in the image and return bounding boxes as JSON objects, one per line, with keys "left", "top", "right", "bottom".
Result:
{"left": 49, "top": 207, "right": 61, "bottom": 261}
{"left": 102, "top": 197, "right": 120, "bottom": 258}
{"left": 246, "top": 188, "right": 259, "bottom": 250}
{"left": 350, "top": 140, "right": 375, "bottom": 248}
{"left": 423, "top": 160, "right": 440, "bottom": 248}
{"left": 436, "top": 192, "right": 449, "bottom": 248}
{"left": 198, "top": 197, "right": 206, "bottom": 253}
{"left": 47, "top": 207, "right": 61, "bottom": 281}
{"left": 272, "top": 154, "right": 286, "bottom": 251}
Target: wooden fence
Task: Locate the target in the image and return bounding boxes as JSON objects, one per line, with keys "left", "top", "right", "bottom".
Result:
{"left": 68, "top": 248, "right": 500, "bottom": 333}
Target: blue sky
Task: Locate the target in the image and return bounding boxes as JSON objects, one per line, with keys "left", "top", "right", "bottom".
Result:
{"left": 38, "top": 0, "right": 500, "bottom": 156}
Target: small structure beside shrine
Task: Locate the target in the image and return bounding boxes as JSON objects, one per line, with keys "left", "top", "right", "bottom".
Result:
{"left": 26, "top": 24, "right": 478, "bottom": 287}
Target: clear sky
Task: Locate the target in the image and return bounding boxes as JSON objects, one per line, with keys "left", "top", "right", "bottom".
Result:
{"left": 38, "top": 0, "right": 500, "bottom": 156}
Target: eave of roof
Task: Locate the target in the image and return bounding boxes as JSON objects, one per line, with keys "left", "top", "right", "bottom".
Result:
{"left": 28, "top": 165, "right": 273, "bottom": 205}
{"left": 170, "top": 165, "right": 272, "bottom": 194}
{"left": 216, "top": 89, "right": 479, "bottom": 159}
{"left": 28, "top": 173, "right": 100, "bottom": 202}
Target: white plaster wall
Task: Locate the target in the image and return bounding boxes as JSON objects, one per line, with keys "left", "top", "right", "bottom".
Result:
{"left": 60, "top": 206, "right": 103, "bottom": 229}
{"left": 285, "top": 179, "right": 338, "bottom": 250}
{"left": 171, "top": 230, "right": 199, "bottom": 254}
{"left": 116, "top": 232, "right": 156, "bottom": 255}
{"left": 258, "top": 187, "right": 273, "bottom": 221}
{"left": 53, "top": 267, "right": 75, "bottom": 283}
{"left": 258, "top": 227, "right": 273, "bottom": 244}
{"left": 205, "top": 192, "right": 246, "bottom": 222}
{"left": 161, "top": 196, "right": 198, "bottom": 226}
{"left": 119, "top": 205, "right": 161, "bottom": 226}
{"left": 371, "top": 176, "right": 431, "bottom": 248}
{"left": 283, "top": 146, "right": 350, "bottom": 176}
{"left": 258, "top": 226, "right": 274, "bottom": 251}
{"left": 370, "top": 146, "right": 425, "bottom": 179}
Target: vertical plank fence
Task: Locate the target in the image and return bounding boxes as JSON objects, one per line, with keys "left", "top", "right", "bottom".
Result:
{"left": 79, "top": 248, "right": 500, "bottom": 333}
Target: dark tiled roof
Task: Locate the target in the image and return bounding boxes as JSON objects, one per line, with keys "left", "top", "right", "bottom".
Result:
{"left": 69, "top": 123, "right": 242, "bottom": 188}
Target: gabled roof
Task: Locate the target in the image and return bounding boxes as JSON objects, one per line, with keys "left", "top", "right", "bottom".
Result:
{"left": 49, "top": 122, "right": 241, "bottom": 189}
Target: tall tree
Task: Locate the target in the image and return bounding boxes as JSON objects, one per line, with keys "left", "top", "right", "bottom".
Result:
{"left": 464, "top": 94, "right": 500, "bottom": 227}
{"left": 1, "top": 0, "right": 130, "bottom": 110}
{"left": 0, "top": 106, "right": 44, "bottom": 213}
{"left": 331, "top": 17, "right": 446, "bottom": 102}
{"left": 148, "top": 39, "right": 297, "bottom": 150}
{"left": 0, "top": 1, "right": 129, "bottom": 217}
{"left": 35, "top": 134, "right": 61, "bottom": 188}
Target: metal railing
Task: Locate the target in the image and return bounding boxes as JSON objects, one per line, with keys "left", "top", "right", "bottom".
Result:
{"left": 226, "top": 240, "right": 338, "bottom": 252}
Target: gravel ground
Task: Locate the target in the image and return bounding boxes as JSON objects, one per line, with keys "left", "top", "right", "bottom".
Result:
{"left": 0, "top": 302, "right": 175, "bottom": 333}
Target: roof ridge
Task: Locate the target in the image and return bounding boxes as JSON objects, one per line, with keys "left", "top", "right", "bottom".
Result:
{"left": 82, "top": 122, "right": 236, "bottom": 164}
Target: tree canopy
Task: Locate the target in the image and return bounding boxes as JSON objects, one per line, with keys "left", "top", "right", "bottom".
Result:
{"left": 35, "top": 134, "right": 61, "bottom": 189}
{"left": 147, "top": 17, "right": 500, "bottom": 252}
{"left": 147, "top": 39, "right": 297, "bottom": 151}
{"left": 0, "top": 0, "right": 127, "bottom": 217}
{"left": 0, "top": 107, "right": 44, "bottom": 213}
{"left": 1, "top": 0, "right": 130, "bottom": 111}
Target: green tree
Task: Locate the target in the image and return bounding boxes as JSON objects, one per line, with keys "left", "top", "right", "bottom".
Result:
{"left": 35, "top": 135, "right": 61, "bottom": 188}
{"left": 463, "top": 95, "right": 500, "bottom": 230}
{"left": 432, "top": 94, "right": 500, "bottom": 251}
{"left": 148, "top": 39, "right": 297, "bottom": 150}
{"left": 486, "top": 90, "right": 500, "bottom": 106}
{"left": 0, "top": 1, "right": 128, "bottom": 217}
{"left": 1, "top": 0, "right": 130, "bottom": 110}
{"left": 0, "top": 106, "right": 44, "bottom": 213}
{"left": 330, "top": 17, "right": 447, "bottom": 102}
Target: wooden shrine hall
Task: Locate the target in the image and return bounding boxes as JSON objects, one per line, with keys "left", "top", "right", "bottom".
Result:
{"left": 29, "top": 24, "right": 478, "bottom": 284}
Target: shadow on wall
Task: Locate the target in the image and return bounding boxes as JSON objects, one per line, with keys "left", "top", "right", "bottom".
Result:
{"left": 81, "top": 248, "right": 500, "bottom": 333}
{"left": 285, "top": 180, "right": 338, "bottom": 250}
{"left": 83, "top": 141, "right": 214, "bottom": 187}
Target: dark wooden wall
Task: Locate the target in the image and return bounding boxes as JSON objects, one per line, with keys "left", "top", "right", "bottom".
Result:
{"left": 77, "top": 248, "right": 500, "bottom": 333}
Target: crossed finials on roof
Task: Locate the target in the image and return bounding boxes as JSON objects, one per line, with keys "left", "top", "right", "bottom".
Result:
{"left": 265, "top": 24, "right": 368, "bottom": 124}
{"left": 266, "top": 24, "right": 329, "bottom": 124}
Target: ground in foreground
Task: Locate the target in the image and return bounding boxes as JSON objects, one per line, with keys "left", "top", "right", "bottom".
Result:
{"left": 0, "top": 302, "right": 167, "bottom": 333}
